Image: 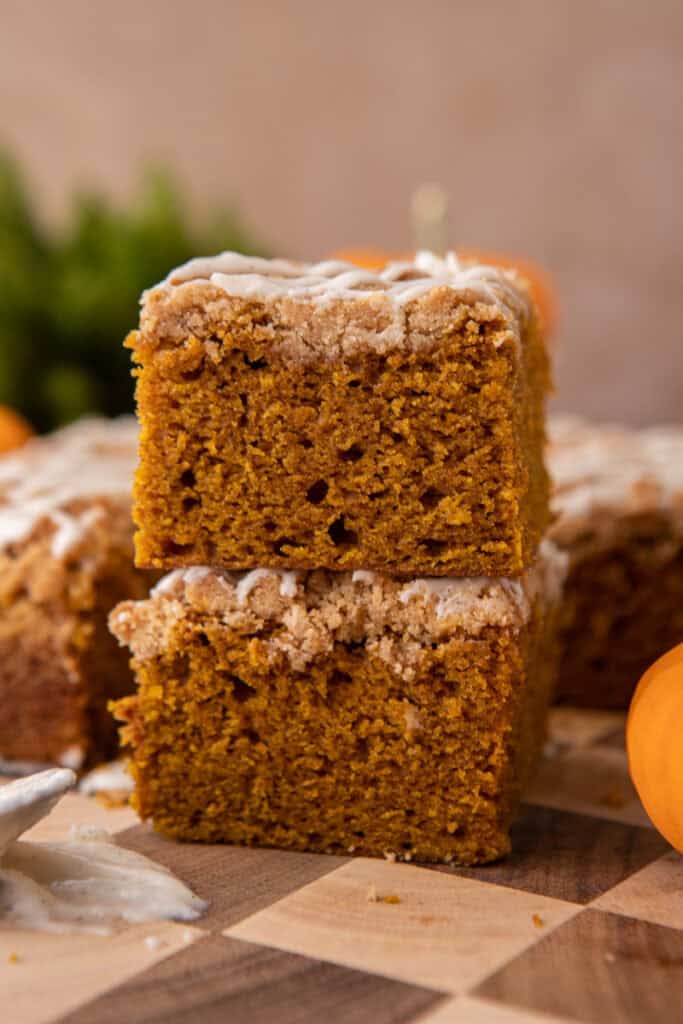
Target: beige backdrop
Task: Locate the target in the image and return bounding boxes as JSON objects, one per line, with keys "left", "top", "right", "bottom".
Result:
{"left": 3, "top": 0, "right": 682, "bottom": 424}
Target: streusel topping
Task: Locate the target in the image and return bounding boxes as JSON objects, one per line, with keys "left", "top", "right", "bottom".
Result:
{"left": 141, "top": 250, "right": 531, "bottom": 359}
{"left": 111, "top": 540, "right": 566, "bottom": 678}
{"left": 0, "top": 417, "right": 138, "bottom": 558}
{"left": 549, "top": 415, "right": 683, "bottom": 545}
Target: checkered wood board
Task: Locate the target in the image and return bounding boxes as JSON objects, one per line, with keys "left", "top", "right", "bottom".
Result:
{"left": 2, "top": 707, "right": 682, "bottom": 1024}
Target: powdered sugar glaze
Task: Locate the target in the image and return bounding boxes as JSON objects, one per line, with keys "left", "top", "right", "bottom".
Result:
{"left": 0, "top": 417, "right": 138, "bottom": 558}
{"left": 157, "top": 250, "right": 530, "bottom": 342}
{"left": 549, "top": 415, "right": 683, "bottom": 544}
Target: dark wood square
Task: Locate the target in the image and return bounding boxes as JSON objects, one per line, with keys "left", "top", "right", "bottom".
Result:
{"left": 476, "top": 908, "right": 683, "bottom": 1024}
{"left": 57, "top": 933, "right": 445, "bottom": 1024}
{"left": 117, "top": 824, "right": 349, "bottom": 931}
{"left": 426, "top": 803, "right": 667, "bottom": 904}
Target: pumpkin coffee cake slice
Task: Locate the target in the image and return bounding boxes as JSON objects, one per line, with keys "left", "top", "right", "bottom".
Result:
{"left": 111, "top": 541, "right": 566, "bottom": 865}
{"left": 130, "top": 251, "right": 550, "bottom": 578}
{"left": 549, "top": 414, "right": 683, "bottom": 708}
{"left": 0, "top": 417, "right": 154, "bottom": 770}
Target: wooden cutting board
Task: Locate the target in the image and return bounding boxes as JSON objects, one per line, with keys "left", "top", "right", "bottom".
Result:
{"left": 2, "top": 707, "right": 682, "bottom": 1024}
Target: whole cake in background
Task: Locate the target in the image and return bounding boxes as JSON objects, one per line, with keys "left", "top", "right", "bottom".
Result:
{"left": 0, "top": 417, "right": 154, "bottom": 769}
{"left": 548, "top": 415, "right": 683, "bottom": 708}
{"left": 112, "top": 250, "right": 562, "bottom": 865}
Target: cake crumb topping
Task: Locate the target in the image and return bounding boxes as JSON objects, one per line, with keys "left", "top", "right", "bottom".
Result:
{"left": 549, "top": 415, "right": 683, "bottom": 546}
{"left": 157, "top": 250, "right": 529, "bottom": 333}
{"left": 234, "top": 569, "right": 300, "bottom": 604}
{"left": 139, "top": 250, "right": 533, "bottom": 361}
{"left": 112, "top": 541, "right": 567, "bottom": 678}
{"left": 0, "top": 417, "right": 138, "bottom": 558}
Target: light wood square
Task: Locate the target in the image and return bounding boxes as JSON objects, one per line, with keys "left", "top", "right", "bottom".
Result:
{"left": 225, "top": 858, "right": 579, "bottom": 994}
{"left": 22, "top": 790, "right": 139, "bottom": 842}
{"left": 0, "top": 922, "right": 203, "bottom": 1024}
{"left": 418, "top": 994, "right": 577, "bottom": 1022}
{"left": 593, "top": 849, "right": 683, "bottom": 929}
{"left": 546, "top": 708, "right": 626, "bottom": 750}
{"left": 526, "top": 747, "right": 652, "bottom": 828}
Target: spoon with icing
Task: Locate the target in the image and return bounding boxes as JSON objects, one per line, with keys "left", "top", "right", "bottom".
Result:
{"left": 0, "top": 768, "right": 207, "bottom": 934}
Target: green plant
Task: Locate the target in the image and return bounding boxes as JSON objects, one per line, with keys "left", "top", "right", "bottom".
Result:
{"left": 0, "top": 152, "right": 262, "bottom": 430}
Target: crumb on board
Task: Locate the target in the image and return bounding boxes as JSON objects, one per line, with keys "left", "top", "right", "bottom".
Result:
{"left": 144, "top": 936, "right": 164, "bottom": 952}
{"left": 96, "top": 791, "right": 131, "bottom": 809}
{"left": 7, "top": 953, "right": 20, "bottom": 964}
{"left": 366, "top": 884, "right": 401, "bottom": 905}
{"left": 605, "top": 952, "right": 616, "bottom": 964}
{"left": 532, "top": 913, "right": 545, "bottom": 929}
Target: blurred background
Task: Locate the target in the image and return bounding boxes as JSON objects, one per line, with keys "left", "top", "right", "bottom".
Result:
{"left": 1, "top": 0, "right": 682, "bottom": 430}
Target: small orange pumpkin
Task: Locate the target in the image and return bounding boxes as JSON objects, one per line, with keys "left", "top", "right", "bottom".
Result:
{"left": 331, "top": 247, "right": 558, "bottom": 336}
{"left": 627, "top": 643, "right": 683, "bottom": 852}
{"left": 331, "top": 247, "right": 395, "bottom": 272}
{"left": 0, "top": 405, "right": 33, "bottom": 455}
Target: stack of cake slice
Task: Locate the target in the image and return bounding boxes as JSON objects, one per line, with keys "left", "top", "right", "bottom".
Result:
{"left": 111, "top": 252, "right": 567, "bottom": 865}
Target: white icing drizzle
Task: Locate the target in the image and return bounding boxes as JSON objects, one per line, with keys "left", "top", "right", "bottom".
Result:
{"left": 235, "top": 568, "right": 300, "bottom": 604}
{"left": 0, "top": 417, "right": 138, "bottom": 558}
{"left": 0, "top": 769, "right": 206, "bottom": 934}
{"left": 398, "top": 538, "right": 566, "bottom": 626}
{"left": 182, "top": 566, "right": 216, "bottom": 586}
{"left": 549, "top": 415, "right": 683, "bottom": 542}
{"left": 351, "top": 570, "right": 377, "bottom": 584}
{"left": 151, "top": 569, "right": 185, "bottom": 595}
{"left": 399, "top": 575, "right": 529, "bottom": 622}
{"left": 151, "top": 566, "right": 217, "bottom": 596}
{"left": 143, "top": 542, "right": 567, "bottom": 639}
{"left": 156, "top": 250, "right": 528, "bottom": 341}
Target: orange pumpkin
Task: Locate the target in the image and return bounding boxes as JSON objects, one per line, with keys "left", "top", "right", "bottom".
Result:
{"left": 332, "top": 247, "right": 394, "bottom": 272}
{"left": 331, "top": 247, "right": 558, "bottom": 336}
{"left": 627, "top": 643, "right": 683, "bottom": 852}
{"left": 0, "top": 405, "right": 33, "bottom": 455}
